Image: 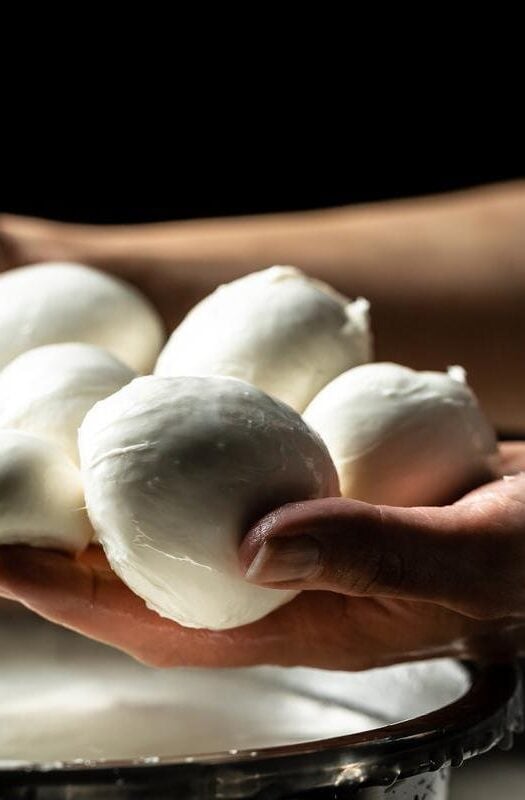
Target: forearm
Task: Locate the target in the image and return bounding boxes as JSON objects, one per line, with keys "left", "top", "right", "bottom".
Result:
{"left": 61, "top": 181, "right": 525, "bottom": 292}
{"left": 88, "top": 182, "right": 525, "bottom": 432}
{"left": 3, "top": 181, "right": 525, "bottom": 431}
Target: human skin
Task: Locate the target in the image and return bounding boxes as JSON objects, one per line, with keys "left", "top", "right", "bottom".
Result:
{"left": 0, "top": 444, "right": 523, "bottom": 668}
{"left": 0, "top": 183, "right": 524, "bottom": 668}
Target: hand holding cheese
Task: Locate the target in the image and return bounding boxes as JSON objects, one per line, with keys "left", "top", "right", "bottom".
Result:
{"left": 1, "top": 198, "right": 524, "bottom": 667}
{"left": 2, "top": 447, "right": 525, "bottom": 669}
{"left": 0, "top": 263, "right": 504, "bottom": 635}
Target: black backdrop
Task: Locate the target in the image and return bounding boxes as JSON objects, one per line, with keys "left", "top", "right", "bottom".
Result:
{"left": 2, "top": 155, "right": 521, "bottom": 224}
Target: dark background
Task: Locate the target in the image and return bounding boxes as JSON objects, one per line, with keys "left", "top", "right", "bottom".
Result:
{"left": 2, "top": 157, "right": 522, "bottom": 224}
{"left": 3, "top": 42, "right": 523, "bottom": 224}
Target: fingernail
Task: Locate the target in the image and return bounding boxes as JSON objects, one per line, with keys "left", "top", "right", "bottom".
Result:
{"left": 244, "top": 536, "right": 321, "bottom": 584}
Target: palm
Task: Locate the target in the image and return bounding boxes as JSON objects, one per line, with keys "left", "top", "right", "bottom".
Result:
{"left": 1, "top": 443, "right": 524, "bottom": 669}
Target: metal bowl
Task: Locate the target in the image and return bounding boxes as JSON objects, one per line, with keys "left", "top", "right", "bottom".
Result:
{"left": 0, "top": 605, "right": 522, "bottom": 800}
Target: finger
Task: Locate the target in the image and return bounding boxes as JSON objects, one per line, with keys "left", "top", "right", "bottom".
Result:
{"left": 239, "top": 497, "right": 519, "bottom": 619}
{"left": 0, "top": 546, "right": 348, "bottom": 668}
{"left": 0, "top": 546, "right": 155, "bottom": 642}
{"left": 0, "top": 547, "right": 515, "bottom": 669}
{"left": 0, "top": 546, "right": 493, "bottom": 670}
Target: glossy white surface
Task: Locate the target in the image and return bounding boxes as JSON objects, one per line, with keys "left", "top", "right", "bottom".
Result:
{"left": 304, "top": 362, "right": 498, "bottom": 506}
{"left": 0, "top": 430, "right": 91, "bottom": 551}
{"left": 0, "top": 343, "right": 135, "bottom": 464}
{"left": 155, "top": 266, "right": 372, "bottom": 412}
{"left": 0, "top": 262, "right": 165, "bottom": 374}
{"left": 79, "top": 375, "right": 337, "bottom": 629}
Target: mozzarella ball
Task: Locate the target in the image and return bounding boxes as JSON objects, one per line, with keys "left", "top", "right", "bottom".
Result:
{"left": 303, "top": 363, "right": 498, "bottom": 506}
{"left": 79, "top": 375, "right": 339, "bottom": 630}
{"left": 0, "top": 343, "right": 136, "bottom": 464}
{"left": 155, "top": 266, "right": 372, "bottom": 412}
{"left": 0, "top": 430, "right": 91, "bottom": 552}
{"left": 0, "top": 262, "right": 165, "bottom": 373}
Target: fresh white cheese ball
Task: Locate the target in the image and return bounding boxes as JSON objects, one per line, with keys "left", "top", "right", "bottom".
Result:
{"left": 303, "top": 363, "right": 498, "bottom": 507}
{"left": 0, "top": 430, "right": 91, "bottom": 552}
{"left": 0, "top": 262, "right": 165, "bottom": 373}
{"left": 79, "top": 375, "right": 339, "bottom": 630}
{"left": 0, "top": 343, "right": 136, "bottom": 465}
{"left": 155, "top": 266, "right": 372, "bottom": 412}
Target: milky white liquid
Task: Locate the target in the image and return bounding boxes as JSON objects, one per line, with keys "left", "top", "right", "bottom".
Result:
{"left": 0, "top": 606, "right": 469, "bottom": 766}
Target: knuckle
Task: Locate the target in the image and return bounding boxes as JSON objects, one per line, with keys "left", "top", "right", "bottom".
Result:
{"left": 332, "top": 546, "right": 405, "bottom": 597}
{"left": 320, "top": 506, "right": 408, "bottom": 598}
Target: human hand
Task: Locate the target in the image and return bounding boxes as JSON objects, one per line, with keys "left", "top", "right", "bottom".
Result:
{"left": 1, "top": 204, "right": 525, "bottom": 668}
{"left": 1, "top": 443, "right": 523, "bottom": 670}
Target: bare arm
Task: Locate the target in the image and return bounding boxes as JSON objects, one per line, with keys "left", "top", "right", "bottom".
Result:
{"left": 2, "top": 180, "right": 525, "bottom": 431}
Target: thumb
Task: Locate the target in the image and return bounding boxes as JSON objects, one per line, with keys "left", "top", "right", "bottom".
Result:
{"left": 239, "top": 498, "right": 494, "bottom": 618}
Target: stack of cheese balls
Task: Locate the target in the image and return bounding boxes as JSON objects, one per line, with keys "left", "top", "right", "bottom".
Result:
{"left": 0, "top": 263, "right": 498, "bottom": 630}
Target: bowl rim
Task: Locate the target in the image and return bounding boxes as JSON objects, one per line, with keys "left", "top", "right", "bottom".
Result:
{"left": 0, "top": 659, "right": 522, "bottom": 794}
